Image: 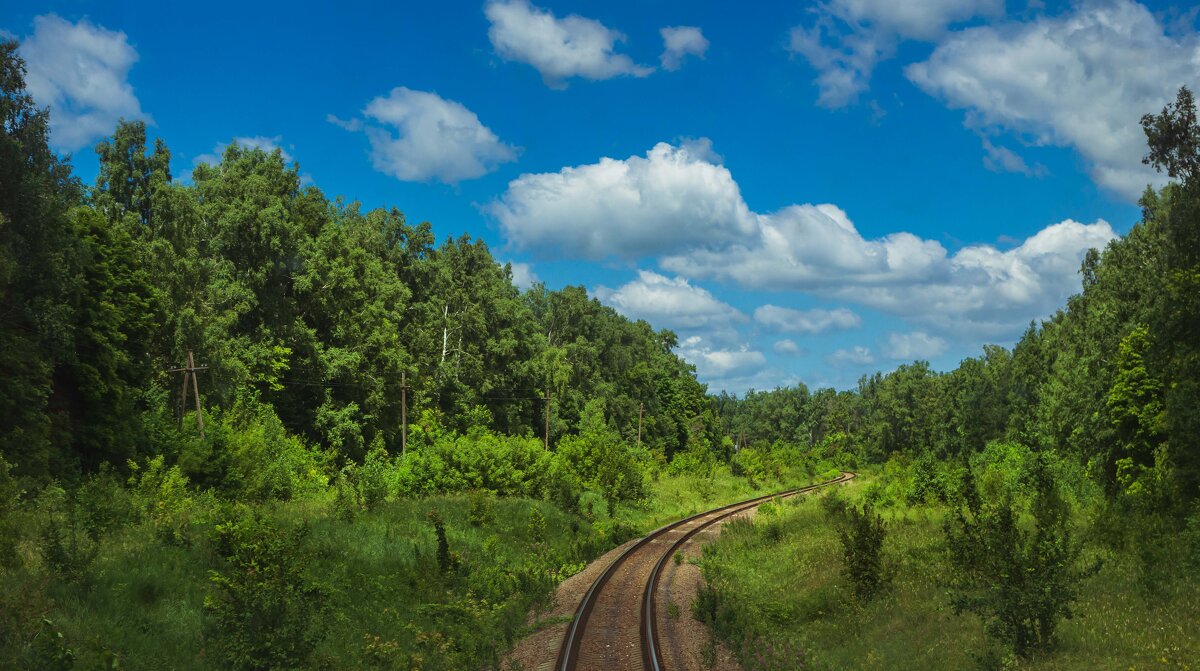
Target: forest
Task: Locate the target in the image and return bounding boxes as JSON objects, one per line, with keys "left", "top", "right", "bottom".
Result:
{"left": 1, "top": 36, "right": 1198, "bottom": 670}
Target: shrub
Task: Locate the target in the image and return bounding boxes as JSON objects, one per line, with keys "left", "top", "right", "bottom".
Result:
{"left": 180, "top": 402, "right": 330, "bottom": 502}
{"left": 35, "top": 485, "right": 98, "bottom": 582}
{"left": 0, "top": 456, "right": 22, "bottom": 569}
{"left": 944, "top": 457, "right": 1100, "bottom": 658}
{"left": 128, "top": 455, "right": 195, "bottom": 546}
{"left": 835, "top": 503, "right": 888, "bottom": 601}
{"left": 204, "top": 511, "right": 329, "bottom": 671}
{"left": 357, "top": 444, "right": 391, "bottom": 510}
{"left": 467, "top": 490, "right": 496, "bottom": 527}
{"left": 427, "top": 508, "right": 457, "bottom": 574}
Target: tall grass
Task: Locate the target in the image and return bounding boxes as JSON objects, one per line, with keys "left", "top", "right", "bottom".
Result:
{"left": 696, "top": 474, "right": 1200, "bottom": 670}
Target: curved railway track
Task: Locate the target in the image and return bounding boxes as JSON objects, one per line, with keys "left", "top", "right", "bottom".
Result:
{"left": 555, "top": 471, "right": 856, "bottom": 671}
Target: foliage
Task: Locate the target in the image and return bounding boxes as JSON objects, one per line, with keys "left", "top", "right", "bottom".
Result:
{"left": 944, "top": 459, "right": 1100, "bottom": 658}
{"left": 0, "top": 456, "right": 22, "bottom": 568}
{"left": 128, "top": 455, "right": 198, "bottom": 546}
{"left": 834, "top": 502, "right": 888, "bottom": 601}
{"left": 35, "top": 485, "right": 98, "bottom": 582}
{"left": 204, "top": 511, "right": 329, "bottom": 671}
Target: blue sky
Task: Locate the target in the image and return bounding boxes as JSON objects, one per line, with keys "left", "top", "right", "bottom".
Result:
{"left": 4, "top": 0, "right": 1195, "bottom": 393}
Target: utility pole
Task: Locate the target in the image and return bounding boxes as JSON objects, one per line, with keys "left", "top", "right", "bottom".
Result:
{"left": 544, "top": 387, "right": 551, "bottom": 450}
{"left": 637, "top": 402, "right": 644, "bottom": 447}
{"left": 167, "top": 351, "right": 208, "bottom": 438}
{"left": 400, "top": 371, "right": 409, "bottom": 456}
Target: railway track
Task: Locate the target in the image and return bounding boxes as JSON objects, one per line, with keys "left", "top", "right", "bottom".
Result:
{"left": 555, "top": 471, "right": 855, "bottom": 671}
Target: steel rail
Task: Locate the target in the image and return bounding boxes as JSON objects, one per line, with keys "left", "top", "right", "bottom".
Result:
{"left": 555, "top": 472, "right": 855, "bottom": 671}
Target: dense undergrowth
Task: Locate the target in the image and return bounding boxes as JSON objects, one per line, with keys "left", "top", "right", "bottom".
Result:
{"left": 0, "top": 405, "right": 837, "bottom": 670}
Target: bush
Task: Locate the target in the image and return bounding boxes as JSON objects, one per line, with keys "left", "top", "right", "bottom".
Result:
{"left": 467, "top": 490, "right": 497, "bottom": 527}
{"left": 128, "top": 455, "right": 196, "bottom": 546}
{"left": 395, "top": 430, "right": 551, "bottom": 499}
{"left": 944, "top": 458, "right": 1100, "bottom": 658}
{"left": 179, "top": 402, "right": 330, "bottom": 502}
{"left": 35, "top": 485, "right": 98, "bottom": 582}
{"left": 0, "top": 456, "right": 22, "bottom": 569}
{"left": 357, "top": 443, "right": 391, "bottom": 510}
{"left": 835, "top": 503, "right": 888, "bottom": 601}
{"left": 204, "top": 511, "right": 329, "bottom": 671}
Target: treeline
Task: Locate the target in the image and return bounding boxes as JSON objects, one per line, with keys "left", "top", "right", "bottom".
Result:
{"left": 717, "top": 87, "right": 1200, "bottom": 512}
{"left": 0, "top": 41, "right": 713, "bottom": 485}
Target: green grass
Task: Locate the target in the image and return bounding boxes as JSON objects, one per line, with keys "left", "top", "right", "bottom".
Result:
{"left": 696, "top": 476, "right": 1200, "bottom": 670}
{"left": 0, "top": 467, "right": 829, "bottom": 670}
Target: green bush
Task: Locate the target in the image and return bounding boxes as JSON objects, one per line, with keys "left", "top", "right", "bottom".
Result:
{"left": 35, "top": 485, "right": 98, "bottom": 582}
{"left": 835, "top": 503, "right": 888, "bottom": 601}
{"left": 204, "top": 511, "right": 329, "bottom": 671}
{"left": 179, "top": 402, "right": 330, "bottom": 502}
{"left": 357, "top": 443, "right": 391, "bottom": 510}
{"left": 944, "top": 457, "right": 1100, "bottom": 658}
{"left": 395, "top": 430, "right": 551, "bottom": 499}
{"left": 0, "top": 456, "right": 22, "bottom": 569}
{"left": 466, "top": 490, "right": 497, "bottom": 527}
{"left": 128, "top": 455, "right": 196, "bottom": 546}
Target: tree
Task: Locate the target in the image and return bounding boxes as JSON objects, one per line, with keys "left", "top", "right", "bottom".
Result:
{"left": 944, "top": 458, "right": 1099, "bottom": 657}
{"left": 0, "top": 40, "right": 84, "bottom": 479}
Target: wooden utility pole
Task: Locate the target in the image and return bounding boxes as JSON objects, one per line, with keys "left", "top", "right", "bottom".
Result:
{"left": 167, "top": 351, "right": 208, "bottom": 438}
{"left": 400, "top": 371, "right": 409, "bottom": 456}
{"left": 637, "top": 402, "right": 644, "bottom": 447}
{"left": 544, "top": 387, "right": 551, "bottom": 450}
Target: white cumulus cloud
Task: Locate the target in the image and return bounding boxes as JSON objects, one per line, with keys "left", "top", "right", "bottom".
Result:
{"left": 493, "top": 138, "right": 1116, "bottom": 341}
{"left": 907, "top": 0, "right": 1199, "bottom": 200}
{"left": 789, "top": 0, "right": 1002, "bottom": 107}
{"left": 18, "top": 14, "right": 149, "bottom": 152}
{"left": 490, "top": 140, "right": 755, "bottom": 259}
{"left": 753, "top": 305, "right": 862, "bottom": 334}
{"left": 773, "top": 339, "right": 805, "bottom": 356}
{"left": 660, "top": 26, "right": 709, "bottom": 71}
{"left": 593, "top": 271, "right": 745, "bottom": 330}
{"left": 194, "top": 135, "right": 294, "bottom": 167}
{"left": 677, "top": 336, "right": 767, "bottom": 381}
{"left": 827, "top": 346, "right": 875, "bottom": 367}
{"left": 485, "top": 0, "right": 652, "bottom": 87}
{"left": 354, "top": 87, "right": 517, "bottom": 183}
{"left": 507, "top": 262, "right": 539, "bottom": 290}
{"left": 331, "top": 87, "right": 516, "bottom": 184}
{"left": 884, "top": 331, "right": 949, "bottom": 360}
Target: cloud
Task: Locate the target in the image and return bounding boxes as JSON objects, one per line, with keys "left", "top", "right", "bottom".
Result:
{"left": 668, "top": 212, "right": 1116, "bottom": 338}
{"left": 325, "top": 114, "right": 362, "bottom": 132}
{"left": 981, "top": 136, "right": 1042, "bottom": 176}
{"left": 17, "top": 14, "right": 149, "bottom": 152}
{"left": 335, "top": 87, "right": 517, "bottom": 183}
{"left": 194, "top": 135, "right": 294, "bottom": 167}
{"left": 788, "top": 0, "right": 1002, "bottom": 107}
{"left": 494, "top": 138, "right": 1116, "bottom": 340}
{"left": 827, "top": 346, "right": 875, "bottom": 367}
{"left": 594, "top": 271, "right": 745, "bottom": 330}
{"left": 490, "top": 140, "right": 755, "bottom": 259}
{"left": 907, "top": 0, "right": 1199, "bottom": 200}
{"left": 773, "top": 339, "right": 806, "bottom": 356}
{"left": 660, "top": 26, "right": 709, "bottom": 71}
{"left": 753, "top": 305, "right": 861, "bottom": 334}
{"left": 485, "top": 0, "right": 652, "bottom": 87}
{"left": 884, "top": 331, "right": 948, "bottom": 360}
{"left": 507, "top": 262, "right": 539, "bottom": 290}
{"left": 677, "top": 335, "right": 766, "bottom": 381}
{"left": 662, "top": 202, "right": 951, "bottom": 289}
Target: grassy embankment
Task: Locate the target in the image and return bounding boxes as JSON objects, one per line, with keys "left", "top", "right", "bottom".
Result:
{"left": 694, "top": 470, "right": 1200, "bottom": 671}
{"left": 0, "top": 465, "right": 827, "bottom": 670}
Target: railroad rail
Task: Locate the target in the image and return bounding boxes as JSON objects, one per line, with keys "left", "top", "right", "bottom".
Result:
{"left": 555, "top": 471, "right": 856, "bottom": 671}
